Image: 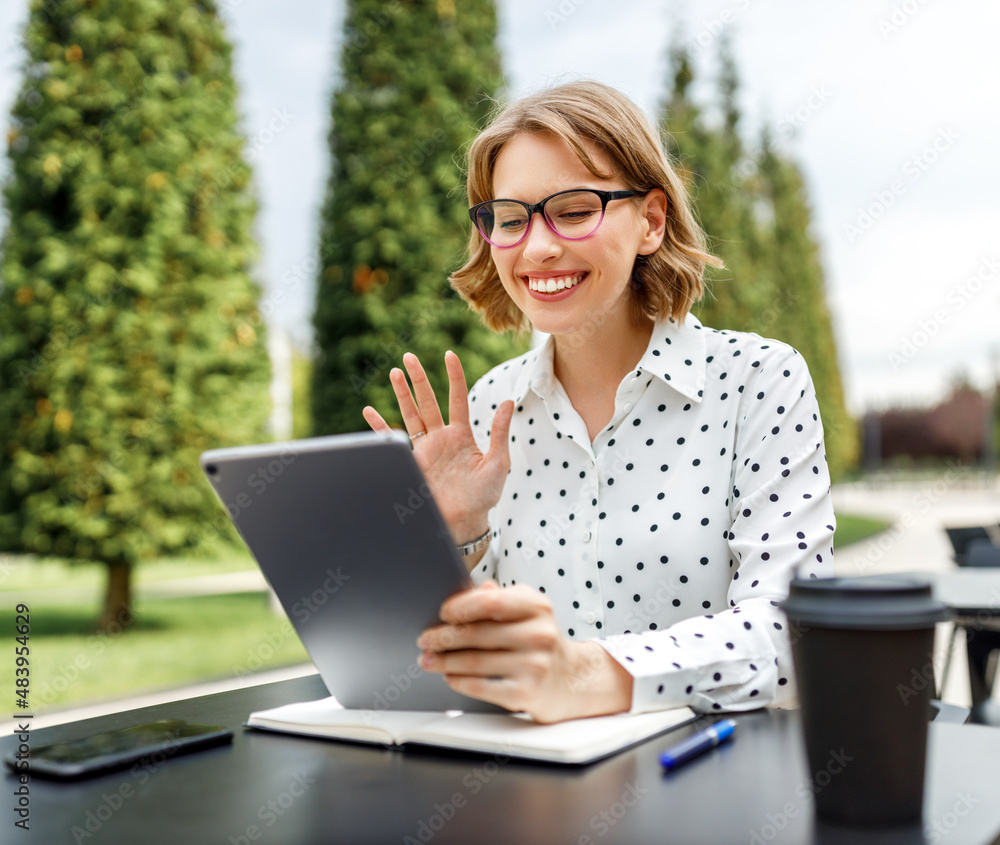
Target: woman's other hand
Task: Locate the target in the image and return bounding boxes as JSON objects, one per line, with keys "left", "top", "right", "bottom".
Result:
{"left": 417, "top": 581, "right": 634, "bottom": 723}
{"left": 362, "top": 351, "right": 513, "bottom": 546}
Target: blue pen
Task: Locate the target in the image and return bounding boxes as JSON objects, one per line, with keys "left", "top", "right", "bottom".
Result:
{"left": 660, "top": 718, "right": 737, "bottom": 771}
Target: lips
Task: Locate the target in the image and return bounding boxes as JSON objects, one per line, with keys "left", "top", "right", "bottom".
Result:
{"left": 524, "top": 273, "right": 586, "bottom": 294}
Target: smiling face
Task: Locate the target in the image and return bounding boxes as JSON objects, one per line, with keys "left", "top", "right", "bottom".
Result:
{"left": 489, "top": 132, "right": 665, "bottom": 348}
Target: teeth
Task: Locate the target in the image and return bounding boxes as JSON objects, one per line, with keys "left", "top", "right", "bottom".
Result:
{"left": 527, "top": 275, "right": 584, "bottom": 293}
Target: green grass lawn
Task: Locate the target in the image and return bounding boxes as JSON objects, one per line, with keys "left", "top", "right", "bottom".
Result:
{"left": 833, "top": 514, "right": 892, "bottom": 548}
{"left": 1, "top": 592, "right": 309, "bottom": 712}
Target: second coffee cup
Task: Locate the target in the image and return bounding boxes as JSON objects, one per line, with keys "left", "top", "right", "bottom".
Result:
{"left": 781, "top": 574, "right": 949, "bottom": 825}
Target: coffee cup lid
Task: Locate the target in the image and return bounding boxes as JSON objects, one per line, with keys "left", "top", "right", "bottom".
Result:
{"left": 780, "top": 574, "right": 950, "bottom": 630}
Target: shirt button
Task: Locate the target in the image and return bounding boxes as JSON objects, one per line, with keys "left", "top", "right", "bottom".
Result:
{"left": 585, "top": 612, "right": 597, "bottom": 625}
{"left": 623, "top": 403, "right": 633, "bottom": 413}
{"left": 583, "top": 531, "right": 592, "bottom": 543}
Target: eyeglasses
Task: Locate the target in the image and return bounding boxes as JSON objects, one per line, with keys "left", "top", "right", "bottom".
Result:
{"left": 468, "top": 188, "right": 645, "bottom": 248}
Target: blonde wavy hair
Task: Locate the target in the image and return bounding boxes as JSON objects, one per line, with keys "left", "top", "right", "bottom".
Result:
{"left": 449, "top": 81, "right": 722, "bottom": 333}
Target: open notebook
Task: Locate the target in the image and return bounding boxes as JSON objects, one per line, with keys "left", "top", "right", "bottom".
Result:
{"left": 247, "top": 696, "right": 697, "bottom": 765}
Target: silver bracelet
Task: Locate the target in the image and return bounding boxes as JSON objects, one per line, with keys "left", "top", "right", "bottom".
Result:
{"left": 456, "top": 528, "right": 491, "bottom": 557}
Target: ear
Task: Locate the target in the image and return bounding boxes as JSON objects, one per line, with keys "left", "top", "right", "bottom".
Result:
{"left": 637, "top": 189, "right": 668, "bottom": 256}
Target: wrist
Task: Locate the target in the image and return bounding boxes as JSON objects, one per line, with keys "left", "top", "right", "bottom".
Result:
{"left": 449, "top": 516, "right": 490, "bottom": 546}
{"left": 456, "top": 527, "right": 491, "bottom": 557}
{"left": 568, "top": 642, "right": 633, "bottom": 717}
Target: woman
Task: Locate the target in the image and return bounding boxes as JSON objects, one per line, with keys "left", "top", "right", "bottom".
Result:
{"left": 363, "top": 81, "right": 834, "bottom": 724}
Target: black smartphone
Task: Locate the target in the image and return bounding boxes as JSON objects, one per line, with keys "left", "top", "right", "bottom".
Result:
{"left": 5, "top": 719, "right": 233, "bottom": 780}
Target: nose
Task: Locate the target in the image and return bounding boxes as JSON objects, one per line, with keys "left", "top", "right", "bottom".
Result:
{"left": 520, "top": 212, "right": 562, "bottom": 263}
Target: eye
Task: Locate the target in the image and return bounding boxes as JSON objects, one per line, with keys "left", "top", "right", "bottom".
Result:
{"left": 547, "top": 193, "right": 602, "bottom": 227}
{"left": 492, "top": 204, "right": 529, "bottom": 231}
{"left": 497, "top": 215, "right": 528, "bottom": 232}
{"left": 557, "top": 207, "right": 598, "bottom": 223}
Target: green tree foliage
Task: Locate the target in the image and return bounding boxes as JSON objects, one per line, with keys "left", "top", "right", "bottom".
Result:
{"left": 662, "top": 43, "right": 857, "bottom": 479}
{"left": 312, "top": 0, "right": 527, "bottom": 435}
{"left": 754, "top": 133, "right": 856, "bottom": 479}
{"left": 0, "top": 0, "right": 270, "bottom": 629}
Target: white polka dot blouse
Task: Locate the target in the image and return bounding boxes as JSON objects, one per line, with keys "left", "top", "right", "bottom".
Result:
{"left": 467, "top": 314, "right": 835, "bottom": 715}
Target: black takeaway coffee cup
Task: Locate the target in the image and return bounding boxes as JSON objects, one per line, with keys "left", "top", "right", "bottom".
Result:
{"left": 780, "top": 575, "right": 949, "bottom": 825}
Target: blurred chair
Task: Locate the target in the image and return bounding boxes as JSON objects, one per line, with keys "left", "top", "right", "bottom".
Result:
{"left": 961, "top": 540, "right": 1000, "bottom": 724}
{"left": 967, "top": 538, "right": 1000, "bottom": 568}
{"left": 929, "top": 700, "right": 971, "bottom": 724}
{"left": 944, "top": 524, "right": 1000, "bottom": 566}
{"left": 940, "top": 523, "right": 1000, "bottom": 724}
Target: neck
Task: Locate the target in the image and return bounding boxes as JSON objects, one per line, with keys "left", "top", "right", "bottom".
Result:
{"left": 552, "top": 312, "right": 655, "bottom": 412}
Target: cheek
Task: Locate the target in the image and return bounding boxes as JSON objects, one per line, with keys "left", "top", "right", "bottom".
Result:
{"left": 490, "top": 251, "right": 518, "bottom": 289}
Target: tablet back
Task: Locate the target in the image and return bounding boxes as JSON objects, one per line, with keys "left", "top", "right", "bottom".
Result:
{"left": 200, "top": 431, "right": 501, "bottom": 713}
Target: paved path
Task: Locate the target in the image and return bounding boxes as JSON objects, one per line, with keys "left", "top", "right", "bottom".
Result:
{"left": 9, "top": 476, "right": 999, "bottom": 731}
{"left": 833, "top": 474, "right": 1000, "bottom": 578}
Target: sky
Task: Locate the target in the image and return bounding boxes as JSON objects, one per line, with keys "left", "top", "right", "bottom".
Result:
{"left": 1, "top": 0, "right": 998, "bottom": 416}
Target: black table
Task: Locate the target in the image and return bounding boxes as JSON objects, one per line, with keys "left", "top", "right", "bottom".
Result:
{"left": 919, "top": 569, "right": 1000, "bottom": 706}
{"left": 5, "top": 674, "right": 1000, "bottom": 845}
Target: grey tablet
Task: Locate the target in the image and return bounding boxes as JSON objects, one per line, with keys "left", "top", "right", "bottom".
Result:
{"left": 200, "top": 431, "right": 501, "bottom": 713}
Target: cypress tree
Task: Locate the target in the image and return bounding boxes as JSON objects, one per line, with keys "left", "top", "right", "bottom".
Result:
{"left": 661, "top": 43, "right": 856, "bottom": 477}
{"left": 312, "top": 0, "right": 526, "bottom": 436}
{"left": 0, "top": 0, "right": 270, "bottom": 630}
{"left": 755, "top": 132, "right": 857, "bottom": 477}
{"left": 663, "top": 43, "right": 773, "bottom": 333}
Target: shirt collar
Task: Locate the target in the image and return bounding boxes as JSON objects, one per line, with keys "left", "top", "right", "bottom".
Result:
{"left": 635, "top": 313, "right": 707, "bottom": 403}
{"left": 512, "top": 335, "right": 556, "bottom": 405}
{"left": 511, "top": 313, "right": 708, "bottom": 405}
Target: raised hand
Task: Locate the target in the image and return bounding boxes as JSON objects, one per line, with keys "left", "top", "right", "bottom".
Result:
{"left": 362, "top": 350, "right": 514, "bottom": 545}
